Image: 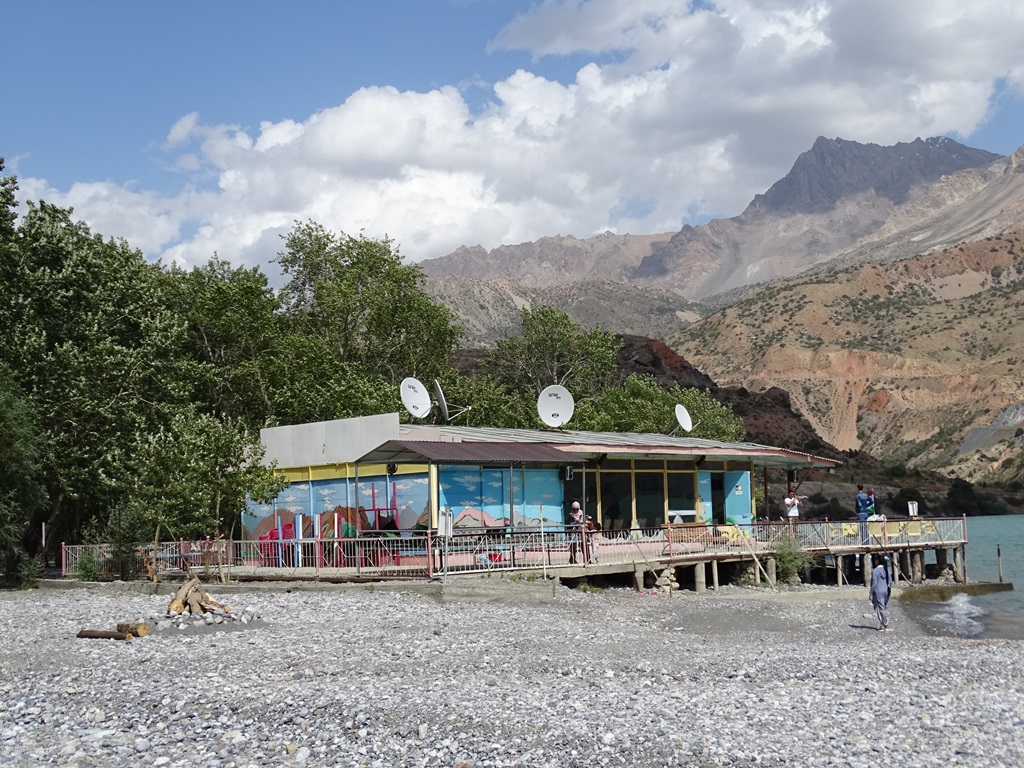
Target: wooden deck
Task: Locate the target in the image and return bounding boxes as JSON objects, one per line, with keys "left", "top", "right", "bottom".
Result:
{"left": 62, "top": 517, "right": 970, "bottom": 591}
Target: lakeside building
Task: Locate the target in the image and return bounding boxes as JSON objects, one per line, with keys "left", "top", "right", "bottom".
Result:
{"left": 246, "top": 412, "right": 838, "bottom": 541}
{"left": 61, "top": 413, "right": 970, "bottom": 590}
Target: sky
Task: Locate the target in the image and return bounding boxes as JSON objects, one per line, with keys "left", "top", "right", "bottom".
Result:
{"left": 4, "top": 0, "right": 1024, "bottom": 275}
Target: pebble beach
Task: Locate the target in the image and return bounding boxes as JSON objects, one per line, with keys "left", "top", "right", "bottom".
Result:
{"left": 2, "top": 579, "right": 1023, "bottom": 768}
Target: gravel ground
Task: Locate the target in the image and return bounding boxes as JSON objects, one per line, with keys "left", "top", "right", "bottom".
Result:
{"left": 2, "top": 579, "right": 1023, "bottom": 767}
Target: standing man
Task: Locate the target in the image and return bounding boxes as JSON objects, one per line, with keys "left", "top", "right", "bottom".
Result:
{"left": 784, "top": 492, "right": 801, "bottom": 519}
{"left": 869, "top": 554, "right": 892, "bottom": 631}
{"left": 855, "top": 484, "right": 871, "bottom": 544}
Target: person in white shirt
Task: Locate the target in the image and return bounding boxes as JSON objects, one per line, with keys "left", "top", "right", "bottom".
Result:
{"left": 784, "top": 494, "right": 801, "bottom": 518}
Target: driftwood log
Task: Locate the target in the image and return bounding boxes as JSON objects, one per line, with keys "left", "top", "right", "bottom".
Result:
{"left": 77, "top": 629, "right": 132, "bottom": 641}
{"left": 167, "top": 576, "right": 231, "bottom": 616}
{"left": 116, "top": 621, "right": 151, "bottom": 637}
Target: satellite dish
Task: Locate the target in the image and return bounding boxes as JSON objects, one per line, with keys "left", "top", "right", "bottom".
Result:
{"left": 537, "top": 385, "right": 575, "bottom": 428}
{"left": 675, "top": 404, "right": 693, "bottom": 432}
{"left": 433, "top": 379, "right": 471, "bottom": 422}
{"left": 434, "top": 379, "right": 450, "bottom": 422}
{"left": 400, "top": 377, "right": 432, "bottom": 419}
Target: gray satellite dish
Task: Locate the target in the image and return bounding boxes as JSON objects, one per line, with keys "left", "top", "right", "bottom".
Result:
{"left": 433, "top": 379, "right": 471, "bottom": 423}
{"left": 537, "top": 385, "right": 575, "bottom": 428}
{"left": 400, "top": 377, "right": 432, "bottom": 419}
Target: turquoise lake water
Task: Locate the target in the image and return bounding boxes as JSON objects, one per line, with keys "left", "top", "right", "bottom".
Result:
{"left": 902, "top": 514, "right": 1024, "bottom": 639}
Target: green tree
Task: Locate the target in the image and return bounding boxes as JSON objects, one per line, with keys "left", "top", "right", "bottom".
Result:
{"left": 124, "top": 409, "right": 285, "bottom": 542}
{"left": 580, "top": 374, "right": 745, "bottom": 441}
{"left": 946, "top": 478, "right": 980, "bottom": 515}
{"left": 169, "top": 257, "right": 282, "bottom": 426}
{"left": 0, "top": 193, "right": 195, "bottom": 544}
{"left": 487, "top": 306, "right": 620, "bottom": 398}
{"left": 0, "top": 364, "right": 48, "bottom": 580}
{"left": 432, "top": 372, "right": 538, "bottom": 429}
{"left": 276, "top": 221, "right": 461, "bottom": 386}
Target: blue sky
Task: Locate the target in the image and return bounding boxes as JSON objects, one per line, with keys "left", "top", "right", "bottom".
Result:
{"left": 4, "top": 1, "right": 1023, "bottom": 272}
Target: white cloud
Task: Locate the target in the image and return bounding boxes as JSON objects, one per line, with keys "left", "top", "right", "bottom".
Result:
{"left": 15, "top": 0, "right": 1024, "bottom": 274}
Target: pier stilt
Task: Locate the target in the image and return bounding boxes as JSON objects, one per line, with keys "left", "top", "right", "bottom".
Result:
{"left": 911, "top": 551, "right": 924, "bottom": 584}
{"left": 694, "top": 562, "right": 707, "bottom": 593}
{"left": 766, "top": 558, "right": 776, "bottom": 587}
{"left": 899, "top": 551, "right": 911, "bottom": 583}
{"left": 953, "top": 547, "right": 964, "bottom": 583}
{"left": 836, "top": 555, "right": 843, "bottom": 586}
{"left": 936, "top": 548, "right": 949, "bottom": 576}
{"left": 863, "top": 555, "right": 871, "bottom": 587}
{"left": 711, "top": 560, "right": 719, "bottom": 590}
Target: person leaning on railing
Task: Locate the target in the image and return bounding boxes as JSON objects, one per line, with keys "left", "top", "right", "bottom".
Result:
{"left": 568, "top": 501, "right": 584, "bottom": 564}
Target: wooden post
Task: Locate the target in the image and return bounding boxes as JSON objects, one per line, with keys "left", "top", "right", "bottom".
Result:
{"left": 836, "top": 555, "right": 843, "bottom": 586}
{"left": 766, "top": 557, "right": 776, "bottom": 587}
{"left": 953, "top": 547, "right": 964, "bottom": 583}
{"left": 863, "top": 555, "right": 872, "bottom": 587}
{"left": 694, "top": 562, "right": 706, "bottom": 593}
{"left": 711, "top": 560, "right": 719, "bottom": 590}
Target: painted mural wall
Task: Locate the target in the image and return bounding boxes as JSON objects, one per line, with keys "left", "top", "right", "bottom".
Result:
{"left": 244, "top": 470, "right": 431, "bottom": 540}
{"left": 438, "top": 467, "right": 564, "bottom": 528}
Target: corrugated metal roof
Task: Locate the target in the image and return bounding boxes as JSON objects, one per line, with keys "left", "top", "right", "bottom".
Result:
{"left": 349, "top": 422, "right": 839, "bottom": 469}
{"left": 360, "top": 440, "right": 584, "bottom": 465}
{"left": 388, "top": 424, "right": 838, "bottom": 469}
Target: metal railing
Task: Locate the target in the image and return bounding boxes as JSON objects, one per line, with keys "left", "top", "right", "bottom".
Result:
{"left": 60, "top": 517, "right": 968, "bottom": 581}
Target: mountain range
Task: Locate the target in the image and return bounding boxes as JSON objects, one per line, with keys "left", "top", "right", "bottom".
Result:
{"left": 421, "top": 136, "right": 1024, "bottom": 484}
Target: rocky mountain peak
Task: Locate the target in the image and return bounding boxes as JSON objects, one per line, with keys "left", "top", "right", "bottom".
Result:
{"left": 744, "top": 136, "right": 1001, "bottom": 216}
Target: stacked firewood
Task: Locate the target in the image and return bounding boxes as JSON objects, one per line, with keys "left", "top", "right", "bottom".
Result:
{"left": 168, "top": 576, "right": 232, "bottom": 616}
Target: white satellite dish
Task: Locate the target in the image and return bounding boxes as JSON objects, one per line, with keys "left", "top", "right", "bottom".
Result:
{"left": 537, "top": 385, "right": 575, "bottom": 428}
{"left": 400, "top": 377, "right": 433, "bottom": 419}
{"left": 433, "top": 379, "right": 471, "bottom": 423}
{"left": 675, "top": 404, "right": 693, "bottom": 432}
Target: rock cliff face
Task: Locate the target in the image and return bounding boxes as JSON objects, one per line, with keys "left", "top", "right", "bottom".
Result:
{"left": 667, "top": 228, "right": 1024, "bottom": 480}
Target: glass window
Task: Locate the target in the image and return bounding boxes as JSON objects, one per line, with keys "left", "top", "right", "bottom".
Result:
{"left": 667, "top": 474, "right": 696, "bottom": 519}
{"left": 635, "top": 473, "right": 665, "bottom": 530}
{"left": 599, "top": 473, "right": 633, "bottom": 533}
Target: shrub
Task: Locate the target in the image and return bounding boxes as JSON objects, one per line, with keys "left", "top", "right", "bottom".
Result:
{"left": 76, "top": 550, "right": 101, "bottom": 582}
{"left": 17, "top": 555, "right": 43, "bottom": 588}
{"left": 773, "top": 540, "right": 817, "bottom": 585}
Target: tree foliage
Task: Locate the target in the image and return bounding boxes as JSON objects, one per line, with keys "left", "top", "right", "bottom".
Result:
{"left": 0, "top": 363, "right": 48, "bottom": 581}
{"left": 578, "top": 374, "right": 745, "bottom": 440}
{"left": 487, "top": 306, "right": 620, "bottom": 398}
{"left": 276, "top": 221, "right": 461, "bottom": 385}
